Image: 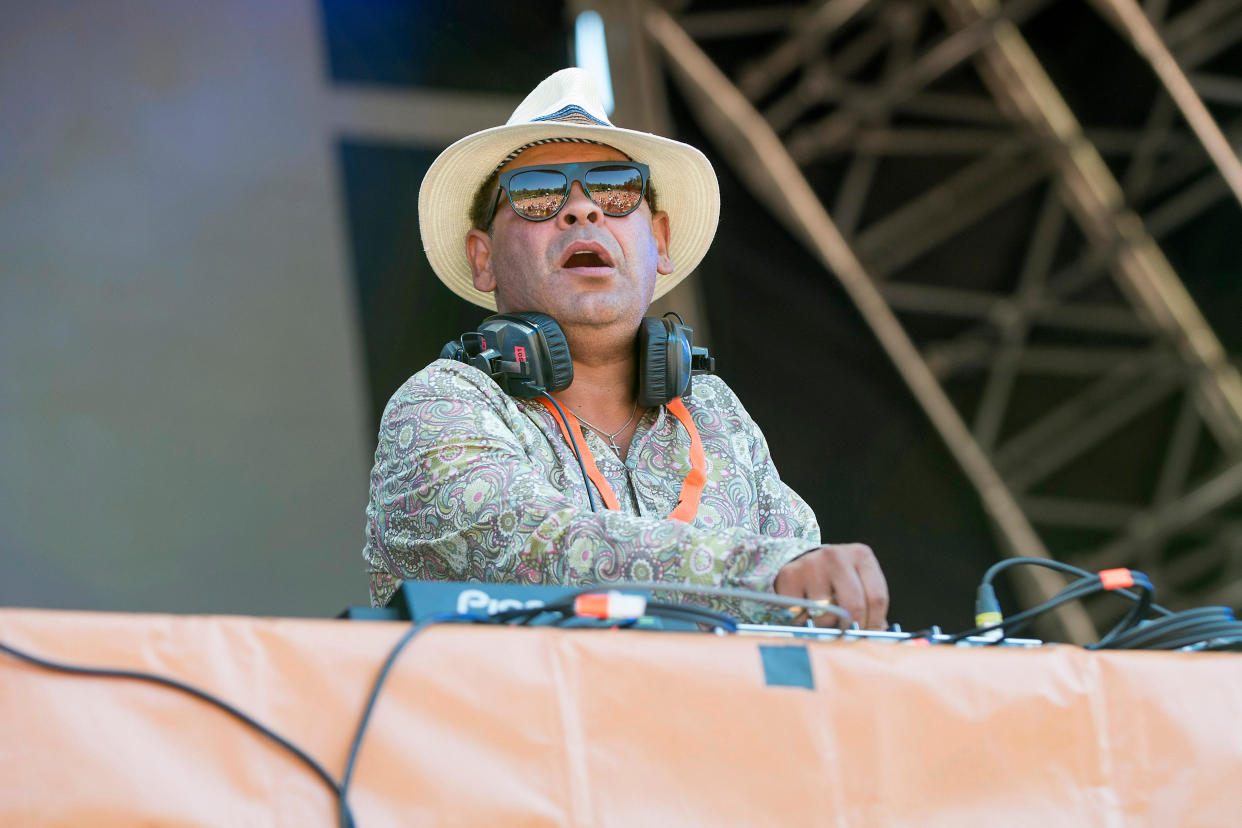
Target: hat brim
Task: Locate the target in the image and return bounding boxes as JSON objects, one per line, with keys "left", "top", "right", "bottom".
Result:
{"left": 418, "top": 120, "right": 720, "bottom": 311}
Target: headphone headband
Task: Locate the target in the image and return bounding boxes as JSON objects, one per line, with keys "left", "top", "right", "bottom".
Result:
{"left": 441, "top": 312, "right": 713, "bottom": 404}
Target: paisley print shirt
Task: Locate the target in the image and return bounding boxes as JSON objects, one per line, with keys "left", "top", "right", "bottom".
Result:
{"left": 363, "top": 360, "right": 821, "bottom": 620}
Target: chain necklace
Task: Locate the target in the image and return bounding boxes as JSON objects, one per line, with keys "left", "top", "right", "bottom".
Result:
{"left": 565, "top": 399, "right": 639, "bottom": 455}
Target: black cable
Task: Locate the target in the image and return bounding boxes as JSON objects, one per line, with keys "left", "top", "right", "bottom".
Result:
{"left": 486, "top": 588, "right": 739, "bottom": 632}
{"left": 491, "top": 602, "right": 568, "bottom": 626}
{"left": 1098, "top": 606, "right": 1241, "bottom": 651}
{"left": 540, "top": 391, "right": 597, "bottom": 513}
{"left": 643, "top": 599, "right": 738, "bottom": 631}
{"left": 1009, "top": 571, "right": 1153, "bottom": 647}
{"left": 951, "top": 562, "right": 1242, "bottom": 653}
{"left": 540, "top": 605, "right": 734, "bottom": 631}
{"left": 584, "top": 580, "right": 853, "bottom": 625}
{"left": 339, "top": 611, "right": 469, "bottom": 827}
{"left": 990, "top": 579, "right": 1109, "bottom": 644}
{"left": 1146, "top": 629, "right": 1242, "bottom": 651}
{"left": 1112, "top": 608, "right": 1230, "bottom": 648}
{"left": 965, "top": 558, "right": 1165, "bottom": 645}
{"left": 551, "top": 615, "right": 630, "bottom": 628}
{"left": 946, "top": 575, "right": 1106, "bottom": 644}
{"left": 0, "top": 637, "right": 352, "bottom": 826}
{"left": 564, "top": 588, "right": 739, "bottom": 629}
{"left": 983, "top": 556, "right": 1173, "bottom": 617}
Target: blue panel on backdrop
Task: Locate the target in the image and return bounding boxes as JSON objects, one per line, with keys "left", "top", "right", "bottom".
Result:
{"left": 319, "top": 0, "right": 571, "bottom": 94}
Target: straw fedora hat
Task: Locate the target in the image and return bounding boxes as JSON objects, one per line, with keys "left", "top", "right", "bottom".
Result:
{"left": 418, "top": 67, "right": 720, "bottom": 310}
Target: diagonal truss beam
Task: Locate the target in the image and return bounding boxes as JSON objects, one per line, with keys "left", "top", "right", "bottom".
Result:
{"left": 855, "top": 141, "right": 1049, "bottom": 276}
{"left": 940, "top": 0, "right": 1242, "bottom": 457}
{"left": 783, "top": 0, "right": 1055, "bottom": 161}
{"left": 1079, "top": 459, "right": 1242, "bottom": 571}
{"left": 1088, "top": 0, "right": 1242, "bottom": 212}
{"left": 645, "top": 2, "right": 1098, "bottom": 643}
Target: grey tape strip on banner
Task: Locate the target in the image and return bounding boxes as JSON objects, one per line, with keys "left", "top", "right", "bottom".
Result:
{"left": 759, "top": 644, "right": 815, "bottom": 689}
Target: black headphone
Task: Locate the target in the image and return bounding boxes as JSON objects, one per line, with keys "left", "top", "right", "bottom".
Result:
{"left": 440, "top": 311, "right": 715, "bottom": 405}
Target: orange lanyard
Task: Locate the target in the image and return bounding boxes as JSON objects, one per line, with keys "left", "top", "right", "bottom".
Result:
{"left": 536, "top": 397, "right": 706, "bottom": 523}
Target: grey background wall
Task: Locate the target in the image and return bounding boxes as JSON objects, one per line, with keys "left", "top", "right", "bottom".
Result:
{"left": 1, "top": 1, "right": 372, "bottom": 616}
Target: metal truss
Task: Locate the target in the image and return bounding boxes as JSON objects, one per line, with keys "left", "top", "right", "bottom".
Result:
{"left": 640, "top": 0, "right": 1242, "bottom": 633}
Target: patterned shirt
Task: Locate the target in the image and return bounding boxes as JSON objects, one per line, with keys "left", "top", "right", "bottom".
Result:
{"left": 363, "top": 360, "right": 821, "bottom": 620}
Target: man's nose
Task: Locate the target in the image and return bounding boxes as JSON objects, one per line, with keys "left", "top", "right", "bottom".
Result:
{"left": 556, "top": 181, "right": 601, "bottom": 226}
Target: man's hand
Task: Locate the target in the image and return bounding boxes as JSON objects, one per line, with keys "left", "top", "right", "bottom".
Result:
{"left": 773, "top": 543, "right": 889, "bottom": 630}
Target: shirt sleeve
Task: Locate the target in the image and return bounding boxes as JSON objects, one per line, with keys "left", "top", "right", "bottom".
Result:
{"left": 363, "top": 362, "right": 819, "bottom": 618}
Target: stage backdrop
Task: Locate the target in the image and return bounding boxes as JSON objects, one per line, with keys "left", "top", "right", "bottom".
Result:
{"left": 0, "top": 2, "right": 375, "bottom": 616}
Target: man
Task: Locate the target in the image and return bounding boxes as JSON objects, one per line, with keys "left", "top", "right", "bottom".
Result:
{"left": 364, "top": 68, "right": 888, "bottom": 628}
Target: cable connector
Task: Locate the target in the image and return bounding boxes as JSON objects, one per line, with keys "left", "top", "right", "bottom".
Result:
{"left": 974, "top": 582, "right": 1004, "bottom": 642}
{"left": 1098, "top": 568, "right": 1136, "bottom": 591}
{"left": 573, "top": 591, "right": 647, "bottom": 621}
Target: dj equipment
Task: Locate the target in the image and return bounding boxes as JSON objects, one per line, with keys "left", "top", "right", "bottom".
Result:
{"left": 341, "top": 581, "right": 1044, "bottom": 647}
{"left": 342, "top": 580, "right": 696, "bottom": 631}
{"left": 440, "top": 311, "right": 716, "bottom": 405}
{"left": 734, "top": 622, "right": 1042, "bottom": 647}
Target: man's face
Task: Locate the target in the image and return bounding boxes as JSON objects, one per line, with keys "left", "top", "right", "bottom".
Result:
{"left": 466, "top": 143, "right": 674, "bottom": 331}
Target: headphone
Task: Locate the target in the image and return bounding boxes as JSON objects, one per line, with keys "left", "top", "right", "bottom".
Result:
{"left": 440, "top": 311, "right": 715, "bottom": 405}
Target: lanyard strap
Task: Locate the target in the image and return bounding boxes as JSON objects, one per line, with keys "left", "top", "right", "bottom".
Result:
{"left": 538, "top": 400, "right": 621, "bottom": 511}
{"left": 665, "top": 398, "right": 707, "bottom": 523}
{"left": 536, "top": 397, "right": 706, "bottom": 523}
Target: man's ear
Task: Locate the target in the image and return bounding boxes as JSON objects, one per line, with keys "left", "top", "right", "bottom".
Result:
{"left": 652, "top": 210, "right": 674, "bottom": 275}
{"left": 466, "top": 229, "right": 497, "bottom": 293}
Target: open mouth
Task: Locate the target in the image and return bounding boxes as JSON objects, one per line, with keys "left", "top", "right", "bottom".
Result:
{"left": 560, "top": 242, "right": 614, "bottom": 270}
{"left": 564, "top": 250, "right": 608, "bottom": 268}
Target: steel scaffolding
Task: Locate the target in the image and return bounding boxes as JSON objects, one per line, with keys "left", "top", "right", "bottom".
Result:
{"left": 635, "top": 0, "right": 1242, "bottom": 636}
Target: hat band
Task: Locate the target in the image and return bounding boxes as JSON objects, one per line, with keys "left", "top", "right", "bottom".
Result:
{"left": 531, "top": 104, "right": 610, "bottom": 126}
{"left": 491, "top": 137, "right": 612, "bottom": 175}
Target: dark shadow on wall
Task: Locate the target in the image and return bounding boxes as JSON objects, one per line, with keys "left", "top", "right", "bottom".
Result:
{"left": 321, "top": 0, "right": 574, "bottom": 433}
{"left": 336, "top": 140, "right": 487, "bottom": 432}
{"left": 319, "top": 0, "right": 571, "bottom": 93}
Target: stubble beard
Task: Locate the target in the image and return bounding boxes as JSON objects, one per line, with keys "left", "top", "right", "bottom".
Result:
{"left": 494, "top": 256, "right": 650, "bottom": 330}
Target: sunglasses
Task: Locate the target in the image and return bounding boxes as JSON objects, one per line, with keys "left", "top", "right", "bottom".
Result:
{"left": 486, "top": 161, "right": 651, "bottom": 224}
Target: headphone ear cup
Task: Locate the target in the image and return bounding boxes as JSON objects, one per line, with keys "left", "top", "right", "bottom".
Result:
{"left": 637, "top": 316, "right": 671, "bottom": 406}
{"left": 510, "top": 311, "right": 574, "bottom": 392}
{"left": 538, "top": 318, "right": 574, "bottom": 392}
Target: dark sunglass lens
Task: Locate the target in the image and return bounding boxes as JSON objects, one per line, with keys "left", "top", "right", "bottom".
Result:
{"left": 507, "top": 169, "right": 568, "bottom": 219}
{"left": 584, "top": 165, "right": 644, "bottom": 215}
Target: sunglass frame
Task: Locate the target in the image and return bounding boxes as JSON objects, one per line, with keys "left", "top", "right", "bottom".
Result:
{"left": 486, "top": 161, "right": 651, "bottom": 225}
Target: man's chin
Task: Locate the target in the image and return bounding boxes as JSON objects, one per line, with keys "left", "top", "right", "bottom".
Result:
{"left": 557, "top": 292, "right": 643, "bottom": 327}
{"left": 495, "top": 280, "right": 652, "bottom": 327}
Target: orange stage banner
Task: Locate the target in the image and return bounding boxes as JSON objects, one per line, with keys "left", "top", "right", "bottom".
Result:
{"left": 1, "top": 607, "right": 1240, "bottom": 826}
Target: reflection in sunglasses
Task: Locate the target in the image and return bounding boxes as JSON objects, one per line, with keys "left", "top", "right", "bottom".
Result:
{"left": 512, "top": 193, "right": 564, "bottom": 218}
{"left": 509, "top": 184, "right": 642, "bottom": 219}
{"left": 593, "top": 190, "right": 640, "bottom": 213}
{"left": 498, "top": 162, "right": 650, "bottom": 222}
